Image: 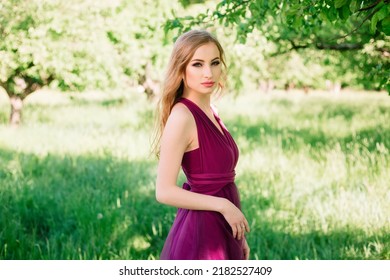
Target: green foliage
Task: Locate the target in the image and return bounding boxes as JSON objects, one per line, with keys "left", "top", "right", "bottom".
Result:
{"left": 0, "top": 0, "right": 123, "bottom": 95}
{"left": 335, "top": 0, "right": 350, "bottom": 9}
{"left": 0, "top": 0, "right": 183, "bottom": 98}
{"left": 370, "top": 3, "right": 390, "bottom": 34}
{"left": 179, "top": 0, "right": 207, "bottom": 8}
{"left": 165, "top": 0, "right": 390, "bottom": 93}
{"left": 0, "top": 89, "right": 389, "bottom": 259}
{"left": 0, "top": 0, "right": 188, "bottom": 124}
{"left": 1, "top": 0, "right": 388, "bottom": 102}
{"left": 102, "top": 0, "right": 180, "bottom": 84}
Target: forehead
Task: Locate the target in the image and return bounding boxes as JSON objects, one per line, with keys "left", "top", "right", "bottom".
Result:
{"left": 191, "top": 42, "right": 220, "bottom": 60}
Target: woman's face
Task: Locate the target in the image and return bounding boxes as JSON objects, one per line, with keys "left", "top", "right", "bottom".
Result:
{"left": 183, "top": 42, "right": 222, "bottom": 96}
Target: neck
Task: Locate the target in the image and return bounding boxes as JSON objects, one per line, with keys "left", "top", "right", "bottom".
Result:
{"left": 182, "top": 91, "right": 211, "bottom": 112}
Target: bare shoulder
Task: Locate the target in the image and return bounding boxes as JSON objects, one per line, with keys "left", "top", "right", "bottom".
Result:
{"left": 171, "top": 102, "right": 192, "bottom": 117}
{"left": 167, "top": 102, "right": 195, "bottom": 129}
{"left": 162, "top": 102, "right": 196, "bottom": 152}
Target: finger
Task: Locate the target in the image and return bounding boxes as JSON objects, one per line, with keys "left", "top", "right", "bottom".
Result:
{"left": 240, "top": 224, "right": 245, "bottom": 239}
{"left": 244, "top": 220, "right": 250, "bottom": 233}
{"left": 241, "top": 223, "right": 246, "bottom": 237}
{"left": 240, "top": 224, "right": 245, "bottom": 240}
{"left": 232, "top": 226, "right": 237, "bottom": 238}
{"left": 236, "top": 225, "right": 242, "bottom": 240}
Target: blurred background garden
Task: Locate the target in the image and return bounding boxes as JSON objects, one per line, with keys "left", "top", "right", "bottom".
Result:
{"left": 0, "top": 0, "right": 389, "bottom": 260}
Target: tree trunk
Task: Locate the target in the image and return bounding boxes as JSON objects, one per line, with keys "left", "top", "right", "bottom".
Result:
{"left": 9, "top": 95, "right": 23, "bottom": 126}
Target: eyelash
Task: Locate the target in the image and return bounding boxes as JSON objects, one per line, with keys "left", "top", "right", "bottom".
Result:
{"left": 192, "top": 61, "right": 220, "bottom": 67}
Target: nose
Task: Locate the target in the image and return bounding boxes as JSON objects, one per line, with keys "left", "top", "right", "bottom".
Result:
{"left": 203, "top": 66, "right": 212, "bottom": 78}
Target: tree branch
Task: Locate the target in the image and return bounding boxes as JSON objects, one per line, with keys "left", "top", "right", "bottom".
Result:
{"left": 22, "top": 74, "right": 55, "bottom": 98}
{"left": 289, "top": 40, "right": 308, "bottom": 50}
{"left": 358, "top": 0, "right": 382, "bottom": 12}
{"left": 357, "top": 0, "right": 383, "bottom": 12}
{"left": 334, "top": 6, "right": 382, "bottom": 40}
{"left": 315, "top": 43, "right": 364, "bottom": 50}
{"left": 269, "top": 40, "right": 365, "bottom": 57}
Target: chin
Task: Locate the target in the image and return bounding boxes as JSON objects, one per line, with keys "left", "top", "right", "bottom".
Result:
{"left": 199, "top": 88, "right": 216, "bottom": 94}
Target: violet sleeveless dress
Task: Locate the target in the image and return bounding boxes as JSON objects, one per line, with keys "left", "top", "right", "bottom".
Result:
{"left": 160, "top": 97, "right": 244, "bottom": 260}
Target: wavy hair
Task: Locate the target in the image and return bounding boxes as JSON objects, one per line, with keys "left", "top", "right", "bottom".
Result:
{"left": 151, "top": 29, "right": 227, "bottom": 158}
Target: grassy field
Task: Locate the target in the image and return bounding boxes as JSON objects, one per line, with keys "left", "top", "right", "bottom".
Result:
{"left": 0, "top": 88, "right": 389, "bottom": 260}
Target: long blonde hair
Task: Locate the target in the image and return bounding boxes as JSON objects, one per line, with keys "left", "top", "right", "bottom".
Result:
{"left": 151, "top": 29, "right": 227, "bottom": 158}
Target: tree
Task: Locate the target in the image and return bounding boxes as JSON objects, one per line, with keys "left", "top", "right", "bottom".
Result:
{"left": 165, "top": 0, "right": 390, "bottom": 92}
{"left": 0, "top": 0, "right": 191, "bottom": 125}
{"left": 102, "top": 0, "right": 179, "bottom": 100}
{"left": 0, "top": 0, "right": 124, "bottom": 125}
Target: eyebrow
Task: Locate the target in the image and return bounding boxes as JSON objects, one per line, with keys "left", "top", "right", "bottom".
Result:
{"left": 191, "top": 57, "right": 220, "bottom": 62}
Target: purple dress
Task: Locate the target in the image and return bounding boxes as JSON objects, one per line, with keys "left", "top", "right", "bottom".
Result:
{"left": 160, "top": 97, "right": 244, "bottom": 260}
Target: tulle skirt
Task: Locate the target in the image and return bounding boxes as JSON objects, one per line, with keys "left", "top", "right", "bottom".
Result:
{"left": 160, "top": 182, "right": 244, "bottom": 260}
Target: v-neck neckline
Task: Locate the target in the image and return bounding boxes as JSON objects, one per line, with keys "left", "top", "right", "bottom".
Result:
{"left": 181, "top": 97, "right": 226, "bottom": 139}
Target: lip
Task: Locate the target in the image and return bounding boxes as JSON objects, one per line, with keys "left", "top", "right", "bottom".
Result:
{"left": 201, "top": 82, "right": 215, "bottom": 87}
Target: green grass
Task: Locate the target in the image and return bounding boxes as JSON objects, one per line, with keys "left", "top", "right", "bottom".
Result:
{"left": 0, "top": 89, "right": 389, "bottom": 260}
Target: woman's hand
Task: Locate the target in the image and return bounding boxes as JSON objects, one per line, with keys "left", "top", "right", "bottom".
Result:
{"left": 243, "top": 238, "right": 250, "bottom": 260}
{"left": 220, "top": 200, "right": 250, "bottom": 240}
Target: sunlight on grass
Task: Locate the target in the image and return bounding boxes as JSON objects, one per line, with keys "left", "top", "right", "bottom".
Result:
{"left": 0, "top": 89, "right": 389, "bottom": 260}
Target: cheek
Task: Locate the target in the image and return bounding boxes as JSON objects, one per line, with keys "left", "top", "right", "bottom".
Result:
{"left": 185, "top": 67, "right": 198, "bottom": 83}
{"left": 213, "top": 66, "right": 222, "bottom": 78}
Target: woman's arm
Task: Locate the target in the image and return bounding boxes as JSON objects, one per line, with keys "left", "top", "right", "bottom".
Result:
{"left": 155, "top": 104, "right": 249, "bottom": 239}
{"left": 156, "top": 103, "right": 224, "bottom": 211}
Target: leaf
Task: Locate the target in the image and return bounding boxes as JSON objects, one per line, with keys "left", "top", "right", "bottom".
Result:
{"left": 171, "top": 19, "right": 182, "bottom": 29}
{"left": 216, "top": 0, "right": 227, "bottom": 10}
{"left": 319, "top": 11, "right": 328, "bottom": 21}
{"left": 335, "top": 0, "right": 349, "bottom": 9}
{"left": 338, "top": 5, "right": 351, "bottom": 21}
{"left": 382, "top": 17, "right": 390, "bottom": 35}
{"left": 284, "top": 5, "right": 300, "bottom": 17}
{"left": 325, "top": 8, "right": 338, "bottom": 21}
{"left": 370, "top": 5, "right": 389, "bottom": 34}
{"left": 349, "top": 0, "right": 358, "bottom": 12}
{"left": 212, "top": 11, "right": 223, "bottom": 19}
{"left": 293, "top": 16, "right": 303, "bottom": 29}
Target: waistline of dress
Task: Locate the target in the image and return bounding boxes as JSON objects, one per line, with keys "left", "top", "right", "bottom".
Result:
{"left": 183, "top": 170, "right": 236, "bottom": 195}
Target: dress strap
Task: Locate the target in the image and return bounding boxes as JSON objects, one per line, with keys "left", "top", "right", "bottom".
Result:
{"left": 178, "top": 97, "right": 227, "bottom": 141}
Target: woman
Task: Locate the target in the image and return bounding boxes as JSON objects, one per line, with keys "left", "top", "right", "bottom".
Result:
{"left": 153, "top": 29, "right": 250, "bottom": 260}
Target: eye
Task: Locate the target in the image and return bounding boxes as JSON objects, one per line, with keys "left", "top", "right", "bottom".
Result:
{"left": 192, "top": 63, "right": 202, "bottom": 67}
{"left": 212, "top": 60, "right": 220, "bottom": 66}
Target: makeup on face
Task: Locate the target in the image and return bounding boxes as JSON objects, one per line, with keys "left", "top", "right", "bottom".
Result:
{"left": 184, "top": 43, "right": 222, "bottom": 96}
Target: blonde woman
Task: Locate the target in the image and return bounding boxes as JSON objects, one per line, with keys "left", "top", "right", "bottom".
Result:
{"left": 153, "top": 30, "right": 250, "bottom": 260}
